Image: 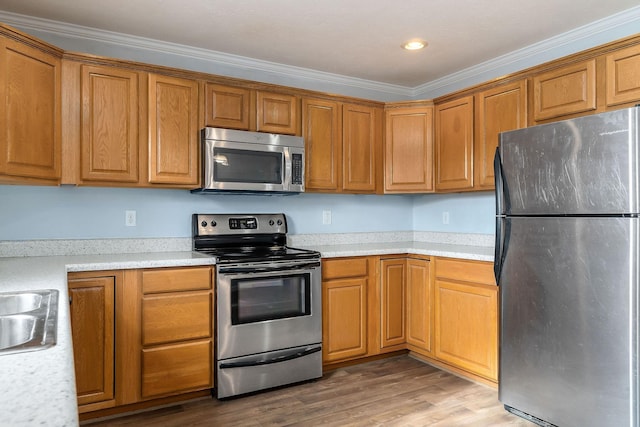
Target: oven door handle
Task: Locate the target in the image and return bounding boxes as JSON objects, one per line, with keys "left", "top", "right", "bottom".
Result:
{"left": 218, "top": 261, "right": 320, "bottom": 275}
{"left": 219, "top": 345, "right": 321, "bottom": 369}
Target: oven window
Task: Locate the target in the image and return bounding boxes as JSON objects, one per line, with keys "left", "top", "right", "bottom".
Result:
{"left": 231, "top": 273, "right": 311, "bottom": 324}
{"left": 214, "top": 147, "right": 282, "bottom": 184}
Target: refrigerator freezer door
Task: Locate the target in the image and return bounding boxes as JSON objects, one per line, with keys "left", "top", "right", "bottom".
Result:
{"left": 499, "top": 216, "right": 639, "bottom": 427}
{"left": 499, "top": 107, "right": 639, "bottom": 215}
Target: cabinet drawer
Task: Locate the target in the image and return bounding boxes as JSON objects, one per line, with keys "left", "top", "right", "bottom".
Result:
{"left": 142, "top": 267, "right": 211, "bottom": 294}
{"left": 142, "top": 292, "right": 211, "bottom": 345}
{"left": 435, "top": 258, "right": 495, "bottom": 286}
{"left": 141, "top": 340, "right": 212, "bottom": 398}
{"left": 322, "top": 257, "right": 369, "bottom": 280}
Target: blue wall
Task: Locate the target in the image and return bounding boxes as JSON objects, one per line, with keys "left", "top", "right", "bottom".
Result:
{"left": 0, "top": 186, "right": 418, "bottom": 240}
{"left": 412, "top": 192, "right": 495, "bottom": 234}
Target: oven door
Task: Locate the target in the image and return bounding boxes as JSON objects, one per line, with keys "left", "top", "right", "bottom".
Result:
{"left": 216, "top": 259, "right": 322, "bottom": 361}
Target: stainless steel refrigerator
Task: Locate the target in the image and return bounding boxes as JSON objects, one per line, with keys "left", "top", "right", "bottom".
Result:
{"left": 494, "top": 106, "right": 640, "bottom": 427}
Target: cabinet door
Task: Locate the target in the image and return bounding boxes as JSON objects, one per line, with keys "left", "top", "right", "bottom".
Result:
{"left": 533, "top": 59, "right": 596, "bottom": 122}
{"left": 68, "top": 275, "right": 115, "bottom": 408}
{"left": 322, "top": 277, "right": 368, "bottom": 362}
{"left": 435, "top": 96, "right": 474, "bottom": 191}
{"left": 256, "top": 91, "right": 299, "bottom": 135}
{"left": 406, "top": 258, "right": 432, "bottom": 353}
{"left": 384, "top": 106, "right": 434, "bottom": 193}
{"left": 0, "top": 37, "right": 61, "bottom": 182}
{"left": 434, "top": 258, "right": 498, "bottom": 381}
{"left": 148, "top": 73, "right": 199, "bottom": 186}
{"left": 342, "top": 103, "right": 381, "bottom": 193}
{"left": 380, "top": 258, "right": 406, "bottom": 349}
{"left": 81, "top": 64, "right": 140, "bottom": 183}
{"left": 475, "top": 80, "right": 527, "bottom": 189}
{"left": 302, "top": 97, "right": 342, "bottom": 191}
{"left": 204, "top": 83, "right": 250, "bottom": 130}
{"left": 605, "top": 44, "right": 640, "bottom": 107}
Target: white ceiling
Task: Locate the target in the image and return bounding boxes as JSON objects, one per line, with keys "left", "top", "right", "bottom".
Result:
{"left": 0, "top": 0, "right": 639, "bottom": 88}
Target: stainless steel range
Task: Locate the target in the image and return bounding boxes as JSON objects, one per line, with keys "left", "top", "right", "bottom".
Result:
{"left": 193, "top": 213, "right": 322, "bottom": 399}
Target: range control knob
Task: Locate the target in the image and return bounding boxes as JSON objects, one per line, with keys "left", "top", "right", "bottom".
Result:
{"left": 269, "top": 220, "right": 275, "bottom": 226}
{"left": 211, "top": 221, "right": 217, "bottom": 227}
{"left": 201, "top": 221, "right": 207, "bottom": 227}
{"left": 277, "top": 219, "right": 283, "bottom": 226}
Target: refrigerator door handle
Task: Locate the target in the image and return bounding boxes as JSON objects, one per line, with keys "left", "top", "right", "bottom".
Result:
{"left": 494, "top": 148, "right": 505, "bottom": 284}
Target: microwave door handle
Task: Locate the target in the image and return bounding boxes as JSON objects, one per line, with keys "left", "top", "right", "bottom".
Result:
{"left": 283, "top": 147, "right": 292, "bottom": 190}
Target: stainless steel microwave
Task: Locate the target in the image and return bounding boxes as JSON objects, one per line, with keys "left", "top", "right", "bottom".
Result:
{"left": 194, "top": 127, "right": 305, "bottom": 194}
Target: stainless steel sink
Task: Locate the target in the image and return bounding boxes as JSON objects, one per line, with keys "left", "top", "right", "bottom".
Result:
{"left": 0, "top": 290, "right": 58, "bottom": 355}
{"left": 0, "top": 292, "right": 43, "bottom": 315}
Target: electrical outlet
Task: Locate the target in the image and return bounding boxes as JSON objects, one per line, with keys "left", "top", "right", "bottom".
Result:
{"left": 125, "top": 210, "right": 137, "bottom": 227}
{"left": 322, "top": 210, "right": 332, "bottom": 225}
{"left": 442, "top": 211, "right": 450, "bottom": 225}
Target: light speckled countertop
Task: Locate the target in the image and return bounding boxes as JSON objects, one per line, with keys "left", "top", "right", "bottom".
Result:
{"left": 0, "top": 232, "right": 493, "bottom": 426}
{"left": 0, "top": 252, "right": 215, "bottom": 427}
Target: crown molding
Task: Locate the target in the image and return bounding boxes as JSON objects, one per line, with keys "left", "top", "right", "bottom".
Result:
{"left": 412, "top": 5, "right": 640, "bottom": 98}
{"left": 0, "top": 10, "right": 413, "bottom": 99}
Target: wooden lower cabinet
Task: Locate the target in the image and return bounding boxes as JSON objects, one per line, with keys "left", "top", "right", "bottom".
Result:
{"left": 380, "top": 258, "right": 406, "bottom": 349}
{"left": 405, "top": 257, "right": 432, "bottom": 354}
{"left": 433, "top": 258, "right": 498, "bottom": 381}
{"left": 322, "top": 256, "right": 375, "bottom": 363}
{"left": 68, "top": 271, "right": 118, "bottom": 412}
{"left": 68, "top": 266, "right": 214, "bottom": 416}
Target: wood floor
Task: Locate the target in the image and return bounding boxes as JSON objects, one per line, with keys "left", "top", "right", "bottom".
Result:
{"left": 87, "top": 355, "right": 534, "bottom": 426}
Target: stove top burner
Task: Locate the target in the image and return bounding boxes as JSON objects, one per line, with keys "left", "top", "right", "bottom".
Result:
{"left": 192, "top": 213, "right": 320, "bottom": 263}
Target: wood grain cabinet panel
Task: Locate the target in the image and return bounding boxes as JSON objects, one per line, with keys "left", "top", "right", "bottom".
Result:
{"left": 474, "top": 80, "right": 527, "bottom": 189}
{"left": 434, "top": 258, "right": 498, "bottom": 381}
{"left": 406, "top": 258, "right": 432, "bottom": 354}
{"left": 380, "top": 258, "right": 406, "bottom": 349}
{"left": 0, "top": 36, "right": 61, "bottom": 182}
{"left": 256, "top": 91, "right": 299, "bottom": 135}
{"left": 533, "top": 59, "right": 596, "bottom": 121}
{"left": 323, "top": 277, "right": 368, "bottom": 362}
{"left": 204, "top": 83, "right": 251, "bottom": 130}
{"left": 141, "top": 266, "right": 212, "bottom": 294}
{"left": 142, "top": 292, "right": 212, "bottom": 346}
{"left": 384, "top": 106, "right": 434, "bottom": 193}
{"left": 302, "top": 97, "right": 342, "bottom": 191}
{"left": 435, "top": 96, "right": 474, "bottom": 191}
{"left": 141, "top": 340, "right": 212, "bottom": 399}
{"left": 147, "top": 73, "right": 199, "bottom": 186}
{"left": 606, "top": 44, "right": 640, "bottom": 107}
{"left": 342, "top": 103, "right": 381, "bottom": 193}
{"left": 68, "top": 274, "right": 116, "bottom": 410}
{"left": 80, "top": 64, "right": 141, "bottom": 183}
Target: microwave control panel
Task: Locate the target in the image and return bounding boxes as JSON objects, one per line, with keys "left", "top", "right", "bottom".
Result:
{"left": 292, "top": 153, "right": 303, "bottom": 185}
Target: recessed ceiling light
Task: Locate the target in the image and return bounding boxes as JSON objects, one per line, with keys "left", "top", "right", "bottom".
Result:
{"left": 402, "top": 40, "right": 427, "bottom": 50}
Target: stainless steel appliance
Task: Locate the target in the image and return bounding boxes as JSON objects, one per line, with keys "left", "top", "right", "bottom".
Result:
{"left": 494, "top": 106, "right": 640, "bottom": 427}
{"left": 193, "top": 127, "right": 305, "bottom": 194}
{"left": 192, "top": 213, "right": 322, "bottom": 399}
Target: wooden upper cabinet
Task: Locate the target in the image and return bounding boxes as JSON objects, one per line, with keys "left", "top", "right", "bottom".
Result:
{"left": 204, "top": 83, "right": 250, "bottom": 130}
{"left": 384, "top": 105, "right": 434, "bottom": 193}
{"left": 0, "top": 36, "right": 61, "bottom": 183}
{"left": 474, "top": 80, "right": 527, "bottom": 189}
{"left": 147, "top": 73, "right": 199, "bottom": 186}
{"left": 605, "top": 44, "right": 640, "bottom": 108}
{"left": 80, "top": 64, "right": 141, "bottom": 183}
{"left": 342, "top": 103, "right": 381, "bottom": 193}
{"left": 435, "top": 96, "right": 474, "bottom": 192}
{"left": 256, "top": 91, "right": 300, "bottom": 135}
{"left": 533, "top": 59, "right": 597, "bottom": 122}
{"left": 302, "top": 97, "right": 342, "bottom": 192}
